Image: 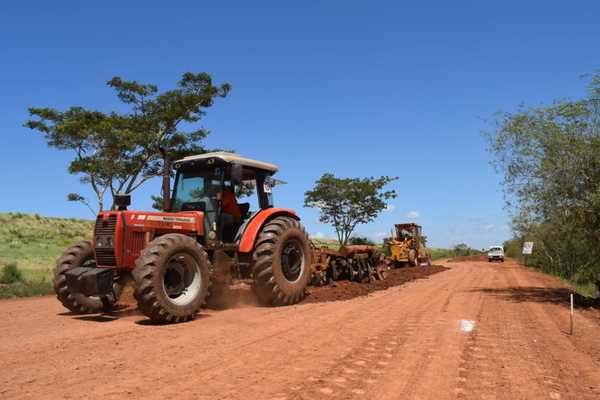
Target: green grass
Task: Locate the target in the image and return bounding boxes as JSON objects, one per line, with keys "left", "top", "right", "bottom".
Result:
{"left": 311, "top": 238, "right": 342, "bottom": 250}
{"left": 0, "top": 212, "right": 93, "bottom": 270}
{"left": 0, "top": 262, "right": 22, "bottom": 283}
{"left": 0, "top": 212, "right": 92, "bottom": 298}
{"left": 567, "top": 280, "right": 598, "bottom": 298}
{"left": 0, "top": 263, "right": 54, "bottom": 299}
{"left": 429, "top": 248, "right": 455, "bottom": 260}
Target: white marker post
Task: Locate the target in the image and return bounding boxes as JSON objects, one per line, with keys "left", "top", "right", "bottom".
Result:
{"left": 570, "top": 293, "right": 574, "bottom": 335}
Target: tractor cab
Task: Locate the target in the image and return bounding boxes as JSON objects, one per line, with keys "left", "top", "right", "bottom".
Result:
{"left": 170, "top": 152, "right": 279, "bottom": 245}
{"left": 393, "top": 223, "right": 422, "bottom": 249}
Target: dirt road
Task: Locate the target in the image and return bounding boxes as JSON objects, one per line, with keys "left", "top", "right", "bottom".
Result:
{"left": 2, "top": 259, "right": 600, "bottom": 400}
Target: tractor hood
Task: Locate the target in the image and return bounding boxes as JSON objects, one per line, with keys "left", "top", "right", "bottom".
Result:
{"left": 93, "top": 210, "right": 204, "bottom": 270}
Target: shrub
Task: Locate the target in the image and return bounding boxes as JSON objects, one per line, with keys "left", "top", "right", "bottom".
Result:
{"left": 0, "top": 262, "right": 23, "bottom": 284}
{"left": 348, "top": 236, "right": 375, "bottom": 246}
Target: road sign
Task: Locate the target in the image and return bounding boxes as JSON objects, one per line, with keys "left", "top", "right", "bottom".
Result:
{"left": 522, "top": 241, "right": 534, "bottom": 255}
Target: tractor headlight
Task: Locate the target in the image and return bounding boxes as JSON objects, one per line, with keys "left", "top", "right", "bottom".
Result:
{"left": 96, "top": 235, "right": 114, "bottom": 248}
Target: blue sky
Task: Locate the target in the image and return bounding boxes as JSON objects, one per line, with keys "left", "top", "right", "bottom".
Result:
{"left": 1, "top": 1, "right": 599, "bottom": 249}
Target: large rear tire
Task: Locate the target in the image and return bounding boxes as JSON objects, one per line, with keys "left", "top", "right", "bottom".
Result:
{"left": 251, "top": 216, "right": 311, "bottom": 306}
{"left": 133, "top": 234, "right": 210, "bottom": 324}
{"left": 53, "top": 240, "right": 119, "bottom": 314}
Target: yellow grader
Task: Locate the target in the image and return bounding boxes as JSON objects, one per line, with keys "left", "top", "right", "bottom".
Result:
{"left": 388, "top": 223, "right": 431, "bottom": 267}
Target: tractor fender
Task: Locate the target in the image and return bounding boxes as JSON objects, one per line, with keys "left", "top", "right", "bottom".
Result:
{"left": 237, "top": 208, "right": 299, "bottom": 253}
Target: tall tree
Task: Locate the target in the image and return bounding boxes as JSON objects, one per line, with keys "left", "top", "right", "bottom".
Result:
{"left": 26, "top": 72, "right": 230, "bottom": 212}
{"left": 106, "top": 73, "right": 230, "bottom": 209}
{"left": 25, "top": 107, "right": 124, "bottom": 212}
{"left": 487, "top": 71, "right": 600, "bottom": 281}
{"left": 304, "top": 173, "right": 397, "bottom": 246}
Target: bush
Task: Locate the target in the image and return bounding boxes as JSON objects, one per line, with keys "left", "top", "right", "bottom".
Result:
{"left": 0, "top": 279, "right": 53, "bottom": 299}
{"left": 0, "top": 263, "right": 23, "bottom": 284}
{"left": 348, "top": 236, "right": 375, "bottom": 245}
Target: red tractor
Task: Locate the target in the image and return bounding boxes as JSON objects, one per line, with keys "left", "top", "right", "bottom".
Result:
{"left": 54, "top": 152, "right": 312, "bottom": 323}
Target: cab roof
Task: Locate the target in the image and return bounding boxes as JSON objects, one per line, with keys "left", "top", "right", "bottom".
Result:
{"left": 175, "top": 152, "right": 279, "bottom": 174}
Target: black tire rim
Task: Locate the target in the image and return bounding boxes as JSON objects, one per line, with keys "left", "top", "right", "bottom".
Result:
{"left": 162, "top": 252, "right": 202, "bottom": 306}
{"left": 281, "top": 240, "right": 305, "bottom": 283}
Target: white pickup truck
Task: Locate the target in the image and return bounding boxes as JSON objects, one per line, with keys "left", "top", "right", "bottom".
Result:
{"left": 487, "top": 246, "right": 505, "bottom": 262}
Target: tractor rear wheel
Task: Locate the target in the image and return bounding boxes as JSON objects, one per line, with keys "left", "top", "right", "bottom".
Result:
{"left": 53, "top": 240, "right": 119, "bottom": 314}
{"left": 133, "top": 234, "right": 210, "bottom": 324}
{"left": 251, "top": 216, "right": 311, "bottom": 306}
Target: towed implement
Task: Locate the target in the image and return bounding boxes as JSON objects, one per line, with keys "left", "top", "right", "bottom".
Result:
{"left": 54, "top": 152, "right": 312, "bottom": 324}
{"left": 311, "top": 244, "right": 386, "bottom": 285}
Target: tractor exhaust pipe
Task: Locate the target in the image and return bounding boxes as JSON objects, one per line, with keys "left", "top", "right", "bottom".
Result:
{"left": 160, "top": 147, "right": 170, "bottom": 211}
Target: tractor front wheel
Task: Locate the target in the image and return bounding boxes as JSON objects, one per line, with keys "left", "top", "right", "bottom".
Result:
{"left": 54, "top": 240, "right": 120, "bottom": 314}
{"left": 251, "top": 216, "right": 311, "bottom": 306}
{"left": 133, "top": 234, "right": 210, "bottom": 324}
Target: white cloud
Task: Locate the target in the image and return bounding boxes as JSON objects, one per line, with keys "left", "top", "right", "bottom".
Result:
{"left": 484, "top": 224, "right": 496, "bottom": 231}
{"left": 375, "top": 231, "right": 388, "bottom": 237}
{"left": 312, "top": 232, "right": 325, "bottom": 239}
{"left": 384, "top": 204, "right": 396, "bottom": 212}
{"left": 406, "top": 210, "right": 419, "bottom": 219}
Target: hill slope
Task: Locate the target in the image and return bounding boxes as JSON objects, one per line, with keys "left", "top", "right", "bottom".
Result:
{"left": 0, "top": 212, "right": 93, "bottom": 270}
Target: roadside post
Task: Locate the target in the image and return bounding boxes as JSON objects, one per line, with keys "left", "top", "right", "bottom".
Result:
{"left": 522, "top": 241, "right": 534, "bottom": 266}
{"left": 570, "top": 293, "right": 574, "bottom": 335}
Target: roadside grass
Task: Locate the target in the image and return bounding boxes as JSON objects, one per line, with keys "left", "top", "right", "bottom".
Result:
{"left": 430, "top": 248, "right": 455, "bottom": 260}
{"left": 566, "top": 280, "right": 598, "bottom": 298}
{"left": 503, "top": 254, "right": 598, "bottom": 299}
{"left": 0, "top": 263, "right": 54, "bottom": 299}
{"left": 0, "top": 212, "right": 93, "bottom": 269}
{"left": 311, "top": 238, "right": 342, "bottom": 250}
{"left": 0, "top": 212, "right": 92, "bottom": 299}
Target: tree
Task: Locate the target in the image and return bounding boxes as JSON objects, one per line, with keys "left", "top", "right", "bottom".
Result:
{"left": 26, "top": 72, "right": 230, "bottom": 212}
{"left": 348, "top": 236, "right": 375, "bottom": 245}
{"left": 105, "top": 73, "right": 230, "bottom": 210}
{"left": 487, "top": 71, "right": 600, "bottom": 282}
{"left": 25, "top": 108, "right": 125, "bottom": 212}
{"left": 67, "top": 193, "right": 95, "bottom": 216}
{"left": 304, "top": 173, "right": 397, "bottom": 246}
{"left": 452, "top": 243, "right": 470, "bottom": 257}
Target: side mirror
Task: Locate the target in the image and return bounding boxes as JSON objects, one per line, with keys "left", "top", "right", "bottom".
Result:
{"left": 231, "top": 164, "right": 243, "bottom": 186}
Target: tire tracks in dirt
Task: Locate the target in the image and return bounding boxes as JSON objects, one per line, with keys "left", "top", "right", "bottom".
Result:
{"left": 456, "top": 262, "right": 600, "bottom": 400}
{"left": 3, "top": 260, "right": 600, "bottom": 400}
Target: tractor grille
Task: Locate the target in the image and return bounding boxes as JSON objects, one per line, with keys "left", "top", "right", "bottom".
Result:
{"left": 94, "top": 214, "right": 117, "bottom": 236}
{"left": 130, "top": 231, "right": 146, "bottom": 255}
{"left": 94, "top": 215, "right": 117, "bottom": 266}
{"left": 95, "top": 248, "right": 117, "bottom": 266}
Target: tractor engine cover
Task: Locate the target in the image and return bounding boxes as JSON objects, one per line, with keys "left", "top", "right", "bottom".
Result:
{"left": 65, "top": 267, "right": 115, "bottom": 297}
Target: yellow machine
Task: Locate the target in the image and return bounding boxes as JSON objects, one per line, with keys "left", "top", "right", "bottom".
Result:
{"left": 389, "top": 223, "right": 431, "bottom": 267}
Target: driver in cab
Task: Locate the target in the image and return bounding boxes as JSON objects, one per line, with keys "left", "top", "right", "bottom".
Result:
{"left": 221, "top": 185, "right": 241, "bottom": 223}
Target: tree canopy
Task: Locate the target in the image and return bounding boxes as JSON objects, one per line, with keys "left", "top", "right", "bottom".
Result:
{"left": 304, "top": 173, "right": 397, "bottom": 246}
{"left": 26, "top": 72, "right": 230, "bottom": 212}
{"left": 488, "top": 71, "right": 600, "bottom": 284}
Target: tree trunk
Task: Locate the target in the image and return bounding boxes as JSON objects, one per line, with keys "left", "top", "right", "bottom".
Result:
{"left": 160, "top": 148, "right": 170, "bottom": 211}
